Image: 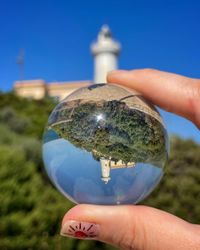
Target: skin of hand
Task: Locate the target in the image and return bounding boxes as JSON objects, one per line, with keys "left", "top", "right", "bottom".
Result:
{"left": 60, "top": 69, "right": 200, "bottom": 250}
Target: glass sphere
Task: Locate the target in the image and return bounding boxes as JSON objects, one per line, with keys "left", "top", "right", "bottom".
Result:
{"left": 42, "top": 84, "right": 169, "bottom": 205}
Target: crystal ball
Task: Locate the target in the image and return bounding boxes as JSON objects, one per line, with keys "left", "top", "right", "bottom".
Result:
{"left": 42, "top": 84, "right": 169, "bottom": 205}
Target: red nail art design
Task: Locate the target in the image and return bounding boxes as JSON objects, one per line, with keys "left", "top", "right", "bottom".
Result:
{"left": 60, "top": 221, "right": 100, "bottom": 239}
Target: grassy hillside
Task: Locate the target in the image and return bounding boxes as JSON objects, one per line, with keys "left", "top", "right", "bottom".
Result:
{"left": 0, "top": 92, "right": 199, "bottom": 249}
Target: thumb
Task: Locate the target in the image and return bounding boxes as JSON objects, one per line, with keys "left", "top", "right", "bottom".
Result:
{"left": 60, "top": 204, "right": 199, "bottom": 250}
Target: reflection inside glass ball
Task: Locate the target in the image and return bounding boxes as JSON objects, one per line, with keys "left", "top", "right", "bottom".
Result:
{"left": 42, "top": 84, "right": 169, "bottom": 205}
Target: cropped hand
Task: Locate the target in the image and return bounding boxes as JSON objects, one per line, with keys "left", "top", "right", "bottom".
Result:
{"left": 60, "top": 69, "right": 200, "bottom": 250}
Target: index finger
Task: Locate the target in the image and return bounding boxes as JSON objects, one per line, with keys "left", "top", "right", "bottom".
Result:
{"left": 107, "top": 69, "right": 200, "bottom": 129}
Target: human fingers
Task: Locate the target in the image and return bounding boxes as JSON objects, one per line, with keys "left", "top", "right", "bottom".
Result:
{"left": 60, "top": 204, "right": 200, "bottom": 250}
{"left": 107, "top": 69, "right": 200, "bottom": 129}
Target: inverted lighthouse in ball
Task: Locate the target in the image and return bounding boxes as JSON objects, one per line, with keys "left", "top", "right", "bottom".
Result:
{"left": 100, "top": 158, "right": 136, "bottom": 184}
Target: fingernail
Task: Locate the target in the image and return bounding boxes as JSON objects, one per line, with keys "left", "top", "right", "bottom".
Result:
{"left": 60, "top": 220, "right": 100, "bottom": 239}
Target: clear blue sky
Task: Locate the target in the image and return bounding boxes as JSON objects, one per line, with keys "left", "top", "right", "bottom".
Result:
{"left": 0, "top": 0, "right": 200, "bottom": 142}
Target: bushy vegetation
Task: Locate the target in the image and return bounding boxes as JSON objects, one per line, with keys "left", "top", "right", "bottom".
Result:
{"left": 50, "top": 99, "right": 167, "bottom": 165}
{"left": 0, "top": 92, "right": 200, "bottom": 249}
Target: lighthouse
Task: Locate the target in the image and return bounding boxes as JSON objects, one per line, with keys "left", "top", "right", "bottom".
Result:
{"left": 91, "top": 25, "right": 121, "bottom": 83}
{"left": 100, "top": 158, "right": 111, "bottom": 184}
{"left": 100, "top": 158, "right": 136, "bottom": 184}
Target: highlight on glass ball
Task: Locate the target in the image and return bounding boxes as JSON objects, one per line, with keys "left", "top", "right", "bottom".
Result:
{"left": 42, "top": 84, "right": 169, "bottom": 205}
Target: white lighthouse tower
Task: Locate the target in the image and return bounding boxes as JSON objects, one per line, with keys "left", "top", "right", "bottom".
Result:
{"left": 91, "top": 25, "right": 121, "bottom": 83}
{"left": 100, "top": 158, "right": 111, "bottom": 184}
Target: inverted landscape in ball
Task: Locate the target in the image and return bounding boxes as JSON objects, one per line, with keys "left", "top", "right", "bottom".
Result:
{"left": 43, "top": 84, "right": 169, "bottom": 205}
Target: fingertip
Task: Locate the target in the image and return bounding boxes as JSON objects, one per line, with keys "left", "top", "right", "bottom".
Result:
{"left": 62, "top": 204, "right": 86, "bottom": 226}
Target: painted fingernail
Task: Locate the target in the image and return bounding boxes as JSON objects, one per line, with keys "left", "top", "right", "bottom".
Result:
{"left": 60, "top": 220, "right": 100, "bottom": 239}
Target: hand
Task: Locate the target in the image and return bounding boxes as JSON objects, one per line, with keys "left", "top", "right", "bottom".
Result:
{"left": 60, "top": 69, "right": 200, "bottom": 250}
